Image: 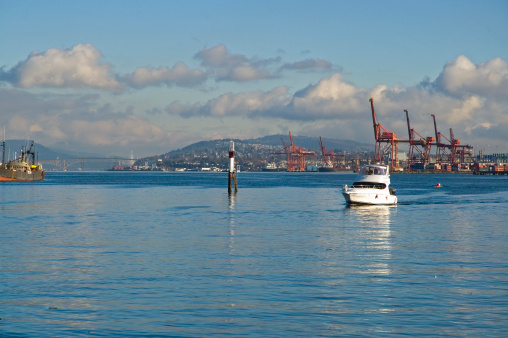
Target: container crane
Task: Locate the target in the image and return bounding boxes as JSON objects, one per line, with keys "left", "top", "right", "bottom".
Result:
{"left": 319, "top": 137, "right": 335, "bottom": 170}
{"left": 449, "top": 128, "right": 459, "bottom": 165}
{"left": 431, "top": 114, "right": 473, "bottom": 167}
{"left": 271, "top": 131, "right": 316, "bottom": 171}
{"left": 405, "top": 110, "right": 433, "bottom": 169}
{"left": 270, "top": 137, "right": 290, "bottom": 167}
{"left": 370, "top": 98, "right": 402, "bottom": 169}
{"left": 431, "top": 114, "right": 450, "bottom": 165}
{"left": 449, "top": 128, "right": 474, "bottom": 164}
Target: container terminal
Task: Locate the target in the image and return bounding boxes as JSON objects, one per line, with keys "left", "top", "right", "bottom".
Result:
{"left": 266, "top": 99, "right": 506, "bottom": 174}
{"left": 43, "top": 98, "right": 504, "bottom": 173}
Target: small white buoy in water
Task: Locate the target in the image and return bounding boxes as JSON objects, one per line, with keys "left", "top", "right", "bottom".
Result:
{"left": 435, "top": 183, "right": 442, "bottom": 187}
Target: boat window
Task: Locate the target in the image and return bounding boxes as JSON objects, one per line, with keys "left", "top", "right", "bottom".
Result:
{"left": 351, "top": 182, "right": 386, "bottom": 189}
{"left": 361, "top": 166, "right": 386, "bottom": 175}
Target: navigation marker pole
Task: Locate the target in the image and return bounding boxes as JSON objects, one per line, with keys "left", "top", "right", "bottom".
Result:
{"left": 228, "top": 140, "right": 237, "bottom": 194}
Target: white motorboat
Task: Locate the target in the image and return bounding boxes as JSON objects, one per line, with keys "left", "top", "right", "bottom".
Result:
{"left": 342, "top": 164, "right": 397, "bottom": 205}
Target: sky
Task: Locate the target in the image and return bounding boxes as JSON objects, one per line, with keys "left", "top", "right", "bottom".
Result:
{"left": 1, "top": 0, "right": 507, "bottom": 158}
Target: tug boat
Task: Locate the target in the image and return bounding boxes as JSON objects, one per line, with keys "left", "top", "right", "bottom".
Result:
{"left": 342, "top": 164, "right": 396, "bottom": 205}
{"left": 0, "top": 141, "right": 45, "bottom": 181}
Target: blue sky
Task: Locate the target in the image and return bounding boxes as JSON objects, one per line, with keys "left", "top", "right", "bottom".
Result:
{"left": 1, "top": 0, "right": 507, "bottom": 157}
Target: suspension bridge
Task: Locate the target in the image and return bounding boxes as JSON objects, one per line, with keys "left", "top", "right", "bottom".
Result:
{"left": 39, "top": 158, "right": 132, "bottom": 171}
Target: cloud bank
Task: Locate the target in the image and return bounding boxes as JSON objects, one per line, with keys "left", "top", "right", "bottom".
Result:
{"left": 123, "top": 63, "right": 207, "bottom": 88}
{"left": 0, "top": 89, "right": 176, "bottom": 154}
{"left": 167, "top": 54, "right": 508, "bottom": 149}
{"left": 1, "top": 43, "right": 333, "bottom": 92}
{"left": 0, "top": 44, "right": 124, "bottom": 91}
{"left": 194, "top": 44, "right": 280, "bottom": 82}
{"left": 1, "top": 44, "right": 507, "bottom": 156}
{"left": 434, "top": 55, "right": 508, "bottom": 101}
{"left": 280, "top": 58, "right": 333, "bottom": 71}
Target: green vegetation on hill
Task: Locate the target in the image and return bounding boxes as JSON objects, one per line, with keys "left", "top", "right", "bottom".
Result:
{"left": 139, "top": 134, "right": 373, "bottom": 171}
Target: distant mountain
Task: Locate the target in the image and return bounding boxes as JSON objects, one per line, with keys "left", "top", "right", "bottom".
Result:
{"left": 2, "top": 136, "right": 373, "bottom": 170}
{"left": 1, "top": 140, "right": 75, "bottom": 161}
{"left": 135, "top": 134, "right": 373, "bottom": 170}
{"left": 166, "top": 134, "right": 372, "bottom": 157}
{"left": 243, "top": 134, "right": 372, "bottom": 152}
{"left": 2, "top": 139, "right": 113, "bottom": 162}
{"left": 0, "top": 140, "right": 124, "bottom": 171}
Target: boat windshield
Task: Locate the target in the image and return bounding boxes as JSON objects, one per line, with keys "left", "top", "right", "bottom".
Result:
{"left": 351, "top": 182, "right": 386, "bottom": 189}
{"left": 360, "top": 166, "right": 387, "bottom": 176}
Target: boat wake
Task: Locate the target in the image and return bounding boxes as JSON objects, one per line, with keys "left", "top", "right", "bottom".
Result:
{"left": 397, "top": 190, "right": 508, "bottom": 205}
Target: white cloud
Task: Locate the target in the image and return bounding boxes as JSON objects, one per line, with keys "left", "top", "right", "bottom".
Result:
{"left": 0, "top": 44, "right": 124, "bottom": 91}
{"left": 194, "top": 45, "right": 334, "bottom": 82}
{"left": 166, "top": 55, "right": 508, "bottom": 151}
{"left": 280, "top": 58, "right": 333, "bottom": 71}
{"left": 124, "top": 62, "right": 207, "bottom": 88}
{"left": 1, "top": 53, "right": 507, "bottom": 155}
{"left": 0, "top": 44, "right": 209, "bottom": 91}
{"left": 0, "top": 89, "right": 177, "bottom": 156}
{"left": 169, "top": 74, "right": 374, "bottom": 121}
{"left": 195, "top": 44, "right": 279, "bottom": 81}
{"left": 69, "top": 115, "right": 169, "bottom": 147}
{"left": 435, "top": 55, "right": 508, "bottom": 100}
{"left": 1, "top": 43, "right": 337, "bottom": 92}
{"left": 448, "top": 95, "right": 484, "bottom": 124}
{"left": 169, "top": 87, "right": 291, "bottom": 118}
{"left": 297, "top": 74, "right": 358, "bottom": 100}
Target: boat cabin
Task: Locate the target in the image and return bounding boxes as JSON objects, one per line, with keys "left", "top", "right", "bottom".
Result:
{"left": 7, "top": 160, "right": 30, "bottom": 172}
{"left": 360, "top": 165, "right": 388, "bottom": 176}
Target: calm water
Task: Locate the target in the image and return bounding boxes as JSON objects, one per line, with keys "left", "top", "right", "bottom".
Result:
{"left": 1, "top": 172, "right": 508, "bottom": 337}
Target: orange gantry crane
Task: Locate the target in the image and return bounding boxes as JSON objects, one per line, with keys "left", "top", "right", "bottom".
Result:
{"left": 431, "top": 114, "right": 473, "bottom": 166}
{"left": 449, "top": 128, "right": 474, "bottom": 164}
{"left": 405, "top": 109, "right": 434, "bottom": 169}
{"left": 370, "top": 98, "right": 403, "bottom": 169}
{"left": 370, "top": 98, "right": 473, "bottom": 170}
{"left": 272, "top": 131, "right": 316, "bottom": 171}
{"left": 432, "top": 114, "right": 453, "bottom": 164}
{"left": 319, "top": 137, "right": 335, "bottom": 169}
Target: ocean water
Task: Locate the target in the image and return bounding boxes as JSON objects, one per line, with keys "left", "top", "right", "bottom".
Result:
{"left": 1, "top": 171, "right": 507, "bottom": 337}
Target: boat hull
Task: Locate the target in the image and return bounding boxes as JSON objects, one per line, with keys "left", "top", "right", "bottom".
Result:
{"left": 262, "top": 168, "right": 281, "bottom": 172}
{"left": 0, "top": 168, "right": 45, "bottom": 181}
{"left": 318, "top": 166, "right": 335, "bottom": 172}
{"left": 342, "top": 164, "right": 397, "bottom": 205}
{"left": 342, "top": 190, "right": 397, "bottom": 205}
